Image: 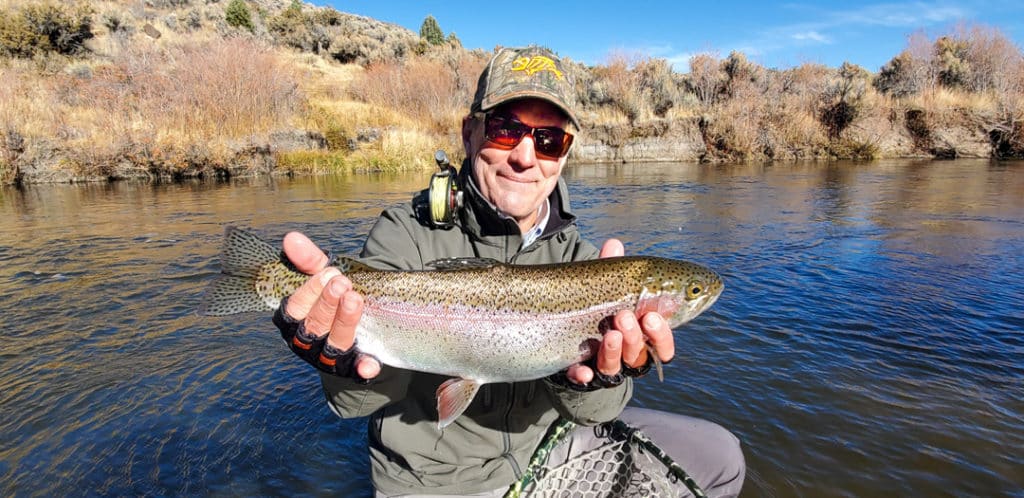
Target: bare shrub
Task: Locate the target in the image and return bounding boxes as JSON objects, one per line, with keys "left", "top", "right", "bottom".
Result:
{"left": 633, "top": 57, "right": 679, "bottom": 117}
{"left": 685, "top": 52, "right": 725, "bottom": 108}
{"left": 590, "top": 53, "right": 643, "bottom": 122}
{"left": 954, "top": 23, "right": 1024, "bottom": 95}
{"left": 348, "top": 49, "right": 486, "bottom": 133}
{"left": 165, "top": 38, "right": 301, "bottom": 136}
{"left": 56, "top": 37, "right": 302, "bottom": 171}
{"left": 722, "top": 51, "right": 764, "bottom": 97}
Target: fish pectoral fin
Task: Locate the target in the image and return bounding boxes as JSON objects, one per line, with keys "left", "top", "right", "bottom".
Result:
{"left": 435, "top": 378, "right": 482, "bottom": 429}
{"left": 646, "top": 344, "right": 665, "bottom": 382}
{"left": 426, "top": 257, "right": 503, "bottom": 271}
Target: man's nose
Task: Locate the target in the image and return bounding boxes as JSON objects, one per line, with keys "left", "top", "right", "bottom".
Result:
{"left": 507, "top": 134, "right": 538, "bottom": 168}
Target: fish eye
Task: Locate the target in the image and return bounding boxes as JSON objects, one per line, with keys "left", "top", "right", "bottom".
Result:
{"left": 686, "top": 281, "right": 704, "bottom": 299}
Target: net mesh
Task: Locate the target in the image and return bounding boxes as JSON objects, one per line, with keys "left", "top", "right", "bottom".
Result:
{"left": 505, "top": 418, "right": 706, "bottom": 498}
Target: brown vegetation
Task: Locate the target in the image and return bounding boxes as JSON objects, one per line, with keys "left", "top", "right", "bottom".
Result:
{"left": 0, "top": 1, "right": 1022, "bottom": 185}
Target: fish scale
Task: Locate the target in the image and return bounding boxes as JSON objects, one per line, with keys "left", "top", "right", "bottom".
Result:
{"left": 202, "top": 226, "right": 724, "bottom": 428}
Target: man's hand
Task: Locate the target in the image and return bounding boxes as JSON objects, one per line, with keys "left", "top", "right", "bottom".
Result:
{"left": 280, "top": 231, "right": 381, "bottom": 380}
{"left": 565, "top": 238, "right": 676, "bottom": 386}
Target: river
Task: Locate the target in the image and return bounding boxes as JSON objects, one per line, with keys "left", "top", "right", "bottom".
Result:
{"left": 1, "top": 159, "right": 1021, "bottom": 497}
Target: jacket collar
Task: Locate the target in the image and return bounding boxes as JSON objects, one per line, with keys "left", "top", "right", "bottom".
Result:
{"left": 457, "top": 159, "right": 578, "bottom": 243}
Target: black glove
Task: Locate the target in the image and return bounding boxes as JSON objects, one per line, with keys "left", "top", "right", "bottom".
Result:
{"left": 547, "top": 356, "right": 626, "bottom": 392}
{"left": 273, "top": 296, "right": 358, "bottom": 378}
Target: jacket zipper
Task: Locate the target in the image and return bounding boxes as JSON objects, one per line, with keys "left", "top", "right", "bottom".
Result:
{"left": 501, "top": 382, "right": 522, "bottom": 478}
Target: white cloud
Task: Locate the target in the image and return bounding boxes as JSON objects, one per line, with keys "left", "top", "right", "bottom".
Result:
{"left": 791, "top": 31, "right": 831, "bottom": 43}
{"left": 719, "top": 1, "right": 974, "bottom": 67}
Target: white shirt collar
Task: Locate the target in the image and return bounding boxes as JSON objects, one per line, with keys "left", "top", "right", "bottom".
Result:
{"left": 521, "top": 200, "right": 550, "bottom": 249}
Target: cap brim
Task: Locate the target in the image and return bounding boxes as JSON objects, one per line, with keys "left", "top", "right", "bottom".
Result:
{"left": 481, "top": 91, "right": 581, "bottom": 129}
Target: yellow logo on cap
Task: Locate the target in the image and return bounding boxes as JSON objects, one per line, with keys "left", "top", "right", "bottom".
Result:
{"left": 511, "top": 56, "right": 564, "bottom": 79}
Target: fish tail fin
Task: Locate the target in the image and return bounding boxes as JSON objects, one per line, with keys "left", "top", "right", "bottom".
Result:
{"left": 198, "top": 226, "right": 285, "bottom": 316}
{"left": 436, "top": 378, "right": 482, "bottom": 429}
{"left": 221, "top": 226, "right": 282, "bottom": 277}
{"left": 199, "top": 275, "right": 271, "bottom": 316}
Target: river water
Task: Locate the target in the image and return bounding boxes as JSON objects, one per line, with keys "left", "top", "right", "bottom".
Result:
{"left": 0, "top": 159, "right": 1021, "bottom": 497}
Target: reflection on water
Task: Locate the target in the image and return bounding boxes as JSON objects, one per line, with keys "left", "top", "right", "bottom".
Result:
{"left": 1, "top": 160, "right": 1021, "bottom": 496}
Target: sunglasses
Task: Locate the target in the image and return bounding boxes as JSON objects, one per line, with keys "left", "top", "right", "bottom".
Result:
{"left": 483, "top": 114, "right": 574, "bottom": 159}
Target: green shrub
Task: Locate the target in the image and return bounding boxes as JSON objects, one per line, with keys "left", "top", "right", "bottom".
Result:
{"left": 267, "top": 0, "right": 329, "bottom": 52}
{"left": 225, "top": 0, "right": 254, "bottom": 33}
{"left": 819, "top": 62, "right": 869, "bottom": 139}
{"left": 327, "top": 14, "right": 416, "bottom": 66}
{"left": 0, "top": 2, "right": 94, "bottom": 59}
{"left": 874, "top": 51, "right": 922, "bottom": 97}
{"left": 935, "top": 36, "right": 970, "bottom": 89}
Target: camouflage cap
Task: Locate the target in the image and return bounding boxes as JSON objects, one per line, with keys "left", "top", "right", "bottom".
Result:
{"left": 470, "top": 46, "right": 580, "bottom": 128}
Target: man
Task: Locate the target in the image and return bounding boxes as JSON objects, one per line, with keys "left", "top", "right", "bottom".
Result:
{"left": 274, "top": 46, "right": 744, "bottom": 497}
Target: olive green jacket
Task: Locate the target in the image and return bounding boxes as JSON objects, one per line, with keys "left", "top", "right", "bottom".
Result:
{"left": 319, "top": 166, "right": 632, "bottom": 495}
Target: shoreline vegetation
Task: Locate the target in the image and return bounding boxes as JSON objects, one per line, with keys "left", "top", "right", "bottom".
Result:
{"left": 1, "top": 1, "right": 1023, "bottom": 186}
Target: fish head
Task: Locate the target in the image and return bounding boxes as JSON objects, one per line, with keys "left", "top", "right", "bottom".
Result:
{"left": 636, "top": 259, "right": 724, "bottom": 329}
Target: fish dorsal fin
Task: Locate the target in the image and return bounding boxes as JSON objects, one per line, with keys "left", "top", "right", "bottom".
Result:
{"left": 333, "top": 256, "right": 375, "bottom": 274}
{"left": 436, "top": 378, "right": 482, "bottom": 429}
{"left": 426, "top": 257, "right": 502, "bottom": 271}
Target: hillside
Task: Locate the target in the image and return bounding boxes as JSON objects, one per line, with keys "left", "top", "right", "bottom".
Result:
{"left": 1, "top": 0, "right": 1022, "bottom": 185}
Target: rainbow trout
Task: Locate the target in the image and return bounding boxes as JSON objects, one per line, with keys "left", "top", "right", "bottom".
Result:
{"left": 202, "top": 227, "right": 723, "bottom": 428}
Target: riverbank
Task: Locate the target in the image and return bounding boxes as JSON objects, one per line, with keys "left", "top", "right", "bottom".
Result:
{"left": 5, "top": 108, "right": 1007, "bottom": 185}
{"left": 1, "top": 1, "right": 1022, "bottom": 185}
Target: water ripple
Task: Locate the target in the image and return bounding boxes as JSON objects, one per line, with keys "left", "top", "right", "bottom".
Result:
{"left": 2, "top": 162, "right": 1023, "bottom": 496}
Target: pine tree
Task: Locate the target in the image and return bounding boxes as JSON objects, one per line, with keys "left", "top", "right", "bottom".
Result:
{"left": 419, "top": 15, "right": 444, "bottom": 46}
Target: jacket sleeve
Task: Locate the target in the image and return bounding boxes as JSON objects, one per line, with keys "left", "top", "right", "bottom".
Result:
{"left": 320, "top": 207, "right": 422, "bottom": 418}
{"left": 541, "top": 378, "right": 633, "bottom": 425}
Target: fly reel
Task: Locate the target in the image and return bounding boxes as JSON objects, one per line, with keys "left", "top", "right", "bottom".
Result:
{"left": 428, "top": 150, "right": 463, "bottom": 228}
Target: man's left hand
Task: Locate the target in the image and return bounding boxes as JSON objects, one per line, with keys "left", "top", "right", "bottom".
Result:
{"left": 565, "top": 239, "right": 676, "bottom": 386}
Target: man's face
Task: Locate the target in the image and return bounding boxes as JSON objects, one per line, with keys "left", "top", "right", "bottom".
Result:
{"left": 463, "top": 99, "right": 572, "bottom": 233}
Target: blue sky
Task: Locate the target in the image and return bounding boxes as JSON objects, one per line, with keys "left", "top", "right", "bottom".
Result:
{"left": 320, "top": 1, "right": 1024, "bottom": 72}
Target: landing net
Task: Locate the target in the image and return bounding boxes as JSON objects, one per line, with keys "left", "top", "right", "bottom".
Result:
{"left": 505, "top": 418, "right": 707, "bottom": 497}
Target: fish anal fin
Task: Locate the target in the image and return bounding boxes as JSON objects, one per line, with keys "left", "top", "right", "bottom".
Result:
{"left": 435, "top": 378, "right": 482, "bottom": 429}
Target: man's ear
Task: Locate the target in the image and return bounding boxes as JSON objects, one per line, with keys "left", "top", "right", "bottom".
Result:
{"left": 461, "top": 114, "right": 476, "bottom": 151}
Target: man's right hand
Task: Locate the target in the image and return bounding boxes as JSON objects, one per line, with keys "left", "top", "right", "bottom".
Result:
{"left": 281, "top": 231, "right": 381, "bottom": 380}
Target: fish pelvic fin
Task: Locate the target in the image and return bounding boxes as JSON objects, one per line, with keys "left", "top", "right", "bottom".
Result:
{"left": 436, "top": 378, "right": 482, "bottom": 430}
{"left": 200, "top": 226, "right": 289, "bottom": 316}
